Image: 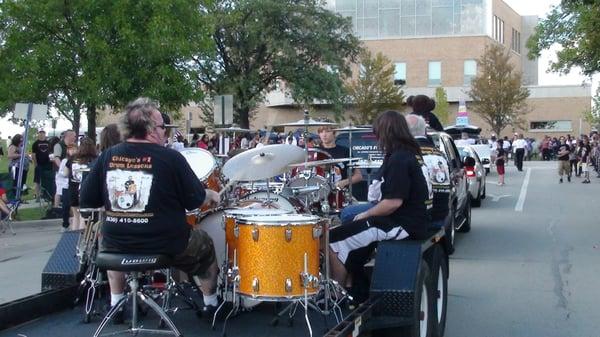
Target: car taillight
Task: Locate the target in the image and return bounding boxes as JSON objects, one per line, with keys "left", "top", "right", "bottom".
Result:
{"left": 465, "top": 166, "right": 476, "bottom": 177}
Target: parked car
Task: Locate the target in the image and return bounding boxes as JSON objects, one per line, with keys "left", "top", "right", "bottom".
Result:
{"left": 458, "top": 145, "right": 487, "bottom": 207}
{"left": 470, "top": 144, "right": 492, "bottom": 174}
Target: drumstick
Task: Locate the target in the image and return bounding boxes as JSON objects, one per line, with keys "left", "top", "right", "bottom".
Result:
{"left": 218, "top": 179, "right": 238, "bottom": 197}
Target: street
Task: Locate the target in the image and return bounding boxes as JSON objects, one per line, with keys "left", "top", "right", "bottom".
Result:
{"left": 1, "top": 160, "right": 599, "bottom": 336}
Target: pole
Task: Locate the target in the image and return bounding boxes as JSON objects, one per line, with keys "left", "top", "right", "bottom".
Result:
{"left": 15, "top": 103, "right": 33, "bottom": 200}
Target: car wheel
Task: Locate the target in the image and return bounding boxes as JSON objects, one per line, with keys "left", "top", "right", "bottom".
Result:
{"left": 429, "top": 246, "right": 448, "bottom": 337}
{"left": 471, "top": 188, "right": 482, "bottom": 208}
{"left": 481, "top": 185, "right": 486, "bottom": 199}
{"left": 443, "top": 207, "right": 455, "bottom": 255}
{"left": 458, "top": 199, "right": 471, "bottom": 233}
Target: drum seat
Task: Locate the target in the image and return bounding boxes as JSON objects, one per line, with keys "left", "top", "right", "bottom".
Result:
{"left": 95, "top": 252, "right": 173, "bottom": 272}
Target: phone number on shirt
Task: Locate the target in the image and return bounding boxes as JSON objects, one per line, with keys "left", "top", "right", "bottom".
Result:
{"left": 106, "top": 216, "right": 149, "bottom": 224}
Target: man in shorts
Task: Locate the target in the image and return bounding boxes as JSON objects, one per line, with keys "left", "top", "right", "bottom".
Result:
{"left": 81, "top": 98, "right": 220, "bottom": 322}
{"left": 557, "top": 137, "right": 571, "bottom": 183}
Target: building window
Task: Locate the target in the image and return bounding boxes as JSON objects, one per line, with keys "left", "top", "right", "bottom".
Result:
{"left": 464, "top": 60, "right": 477, "bottom": 85}
{"left": 511, "top": 28, "right": 521, "bottom": 54}
{"left": 529, "top": 120, "right": 573, "bottom": 132}
{"left": 394, "top": 62, "right": 406, "bottom": 85}
{"left": 428, "top": 61, "right": 442, "bottom": 86}
{"left": 492, "top": 15, "right": 504, "bottom": 43}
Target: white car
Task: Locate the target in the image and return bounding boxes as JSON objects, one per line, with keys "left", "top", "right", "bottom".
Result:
{"left": 458, "top": 146, "right": 486, "bottom": 207}
{"left": 470, "top": 144, "right": 492, "bottom": 175}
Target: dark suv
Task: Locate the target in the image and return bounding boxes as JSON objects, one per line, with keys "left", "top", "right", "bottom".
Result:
{"left": 337, "top": 129, "right": 472, "bottom": 253}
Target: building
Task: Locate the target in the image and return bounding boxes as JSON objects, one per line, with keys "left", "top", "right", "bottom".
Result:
{"left": 251, "top": 0, "right": 592, "bottom": 138}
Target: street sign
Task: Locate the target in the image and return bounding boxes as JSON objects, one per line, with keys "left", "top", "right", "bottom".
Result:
{"left": 214, "top": 95, "right": 233, "bottom": 125}
{"left": 14, "top": 103, "right": 48, "bottom": 120}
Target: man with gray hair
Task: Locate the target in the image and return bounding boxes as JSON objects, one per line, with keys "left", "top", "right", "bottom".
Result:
{"left": 81, "top": 97, "right": 221, "bottom": 323}
{"left": 405, "top": 114, "right": 451, "bottom": 236}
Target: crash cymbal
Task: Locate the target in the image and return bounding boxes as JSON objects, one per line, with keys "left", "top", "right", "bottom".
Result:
{"left": 274, "top": 118, "right": 338, "bottom": 127}
{"left": 289, "top": 157, "right": 360, "bottom": 168}
{"left": 333, "top": 126, "right": 370, "bottom": 132}
{"left": 223, "top": 144, "right": 305, "bottom": 181}
{"left": 214, "top": 126, "right": 252, "bottom": 133}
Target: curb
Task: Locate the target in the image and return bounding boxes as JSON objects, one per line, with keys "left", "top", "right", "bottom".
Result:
{"left": 11, "top": 218, "right": 62, "bottom": 228}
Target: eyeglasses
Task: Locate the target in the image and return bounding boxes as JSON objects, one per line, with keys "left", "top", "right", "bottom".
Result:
{"left": 155, "top": 124, "right": 166, "bottom": 130}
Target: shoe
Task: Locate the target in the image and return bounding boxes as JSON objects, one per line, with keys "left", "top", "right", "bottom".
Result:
{"left": 583, "top": 180, "right": 591, "bottom": 184}
{"left": 567, "top": 175, "right": 571, "bottom": 182}
{"left": 559, "top": 178, "right": 563, "bottom": 183}
{"left": 197, "top": 298, "right": 223, "bottom": 323}
{"left": 111, "top": 305, "right": 125, "bottom": 325}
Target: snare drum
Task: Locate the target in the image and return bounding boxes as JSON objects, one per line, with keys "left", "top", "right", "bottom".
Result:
{"left": 241, "top": 191, "right": 306, "bottom": 213}
{"left": 180, "top": 148, "right": 223, "bottom": 211}
{"left": 235, "top": 214, "right": 324, "bottom": 300}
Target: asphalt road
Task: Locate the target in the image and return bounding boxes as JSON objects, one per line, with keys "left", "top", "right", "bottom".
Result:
{"left": 1, "top": 160, "right": 599, "bottom": 337}
{"left": 446, "top": 160, "right": 600, "bottom": 337}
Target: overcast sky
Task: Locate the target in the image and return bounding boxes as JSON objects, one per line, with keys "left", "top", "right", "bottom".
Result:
{"left": 0, "top": 0, "right": 591, "bottom": 138}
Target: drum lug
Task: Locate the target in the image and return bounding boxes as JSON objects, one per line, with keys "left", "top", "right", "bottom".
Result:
{"left": 221, "top": 214, "right": 226, "bottom": 230}
{"left": 252, "top": 226, "right": 259, "bottom": 242}
{"left": 234, "top": 225, "right": 239, "bottom": 238}
{"left": 285, "top": 225, "right": 292, "bottom": 242}
{"left": 285, "top": 278, "right": 293, "bottom": 293}
{"left": 252, "top": 277, "right": 260, "bottom": 293}
{"left": 312, "top": 225, "right": 322, "bottom": 239}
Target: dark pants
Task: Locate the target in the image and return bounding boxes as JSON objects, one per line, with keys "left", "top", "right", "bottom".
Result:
{"left": 542, "top": 149, "right": 551, "bottom": 161}
{"left": 515, "top": 148, "right": 525, "bottom": 171}
{"left": 61, "top": 188, "right": 70, "bottom": 228}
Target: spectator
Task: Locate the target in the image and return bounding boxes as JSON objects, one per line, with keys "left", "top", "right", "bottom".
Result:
{"left": 7, "top": 134, "right": 31, "bottom": 196}
{"left": 197, "top": 134, "right": 210, "bottom": 150}
{"left": 496, "top": 139, "right": 506, "bottom": 186}
{"left": 67, "top": 137, "right": 98, "bottom": 229}
{"left": 32, "top": 130, "right": 53, "bottom": 201}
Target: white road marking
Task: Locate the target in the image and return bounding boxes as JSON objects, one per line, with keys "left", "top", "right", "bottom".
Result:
{"left": 515, "top": 168, "right": 531, "bottom": 212}
{"left": 487, "top": 194, "right": 511, "bottom": 202}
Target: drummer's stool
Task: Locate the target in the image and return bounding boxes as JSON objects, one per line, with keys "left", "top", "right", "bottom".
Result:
{"left": 92, "top": 252, "right": 183, "bottom": 337}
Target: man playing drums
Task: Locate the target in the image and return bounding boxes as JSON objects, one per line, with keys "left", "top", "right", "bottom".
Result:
{"left": 81, "top": 98, "right": 221, "bottom": 323}
{"left": 317, "top": 125, "right": 363, "bottom": 191}
{"left": 328, "top": 111, "right": 431, "bottom": 304}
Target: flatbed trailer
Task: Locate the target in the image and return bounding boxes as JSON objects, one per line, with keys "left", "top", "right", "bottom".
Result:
{"left": 0, "top": 229, "right": 449, "bottom": 337}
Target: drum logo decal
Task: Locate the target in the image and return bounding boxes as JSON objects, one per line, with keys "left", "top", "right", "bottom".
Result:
{"left": 107, "top": 169, "right": 153, "bottom": 212}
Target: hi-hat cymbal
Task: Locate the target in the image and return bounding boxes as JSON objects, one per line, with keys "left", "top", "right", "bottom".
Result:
{"left": 223, "top": 144, "right": 305, "bottom": 181}
{"left": 214, "top": 126, "right": 251, "bottom": 133}
{"left": 333, "top": 126, "right": 370, "bottom": 132}
{"left": 289, "top": 157, "right": 360, "bottom": 168}
{"left": 274, "top": 119, "right": 338, "bottom": 127}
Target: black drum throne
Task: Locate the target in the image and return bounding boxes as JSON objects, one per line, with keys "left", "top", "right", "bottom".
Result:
{"left": 92, "top": 252, "right": 183, "bottom": 337}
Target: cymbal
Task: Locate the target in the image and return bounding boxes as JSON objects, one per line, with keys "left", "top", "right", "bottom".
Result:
{"left": 274, "top": 119, "right": 338, "bottom": 127}
{"left": 333, "top": 126, "right": 370, "bottom": 132}
{"left": 223, "top": 144, "right": 305, "bottom": 181}
{"left": 289, "top": 157, "right": 360, "bottom": 168}
{"left": 214, "top": 126, "right": 251, "bottom": 133}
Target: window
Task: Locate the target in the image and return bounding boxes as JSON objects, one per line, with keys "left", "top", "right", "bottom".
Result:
{"left": 394, "top": 62, "right": 406, "bottom": 85}
{"left": 492, "top": 15, "right": 504, "bottom": 43}
{"left": 529, "top": 121, "right": 573, "bottom": 132}
{"left": 464, "top": 59, "right": 477, "bottom": 85}
{"left": 428, "top": 61, "right": 442, "bottom": 86}
{"left": 511, "top": 28, "right": 521, "bottom": 53}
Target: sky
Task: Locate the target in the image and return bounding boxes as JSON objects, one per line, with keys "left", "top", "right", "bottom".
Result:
{"left": 0, "top": 0, "right": 590, "bottom": 138}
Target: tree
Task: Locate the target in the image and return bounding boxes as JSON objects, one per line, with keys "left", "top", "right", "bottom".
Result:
{"left": 527, "top": 1, "right": 600, "bottom": 76}
{"left": 0, "top": 0, "right": 210, "bottom": 140}
{"left": 192, "top": 0, "right": 361, "bottom": 128}
{"left": 345, "top": 50, "right": 404, "bottom": 125}
{"left": 432, "top": 87, "right": 450, "bottom": 126}
{"left": 468, "top": 44, "right": 530, "bottom": 136}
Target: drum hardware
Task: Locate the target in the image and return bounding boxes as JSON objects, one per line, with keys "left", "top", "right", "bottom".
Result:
{"left": 252, "top": 226, "right": 259, "bottom": 241}
{"left": 222, "top": 144, "right": 305, "bottom": 182}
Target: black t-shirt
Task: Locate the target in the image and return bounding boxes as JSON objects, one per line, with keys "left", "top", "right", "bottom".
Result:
{"left": 32, "top": 139, "right": 51, "bottom": 166}
{"left": 320, "top": 145, "right": 350, "bottom": 180}
{"left": 557, "top": 143, "right": 570, "bottom": 161}
{"left": 80, "top": 142, "right": 206, "bottom": 256}
{"left": 496, "top": 147, "right": 505, "bottom": 166}
{"left": 380, "top": 149, "right": 430, "bottom": 238}
{"left": 579, "top": 144, "right": 591, "bottom": 162}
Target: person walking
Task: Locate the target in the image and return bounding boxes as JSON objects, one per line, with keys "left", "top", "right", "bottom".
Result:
{"left": 513, "top": 133, "right": 527, "bottom": 171}
{"left": 557, "top": 137, "right": 571, "bottom": 183}
{"left": 31, "top": 130, "right": 53, "bottom": 201}
{"left": 495, "top": 139, "right": 506, "bottom": 186}
{"left": 578, "top": 136, "right": 592, "bottom": 184}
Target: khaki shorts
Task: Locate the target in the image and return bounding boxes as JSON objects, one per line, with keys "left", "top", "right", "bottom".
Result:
{"left": 171, "top": 229, "right": 216, "bottom": 278}
{"left": 558, "top": 160, "right": 571, "bottom": 176}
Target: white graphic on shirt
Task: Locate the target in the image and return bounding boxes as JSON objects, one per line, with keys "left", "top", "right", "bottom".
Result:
{"left": 107, "top": 169, "right": 153, "bottom": 212}
{"left": 422, "top": 154, "right": 450, "bottom": 185}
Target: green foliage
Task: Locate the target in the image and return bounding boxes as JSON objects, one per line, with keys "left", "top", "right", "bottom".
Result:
{"left": 192, "top": 0, "right": 361, "bottom": 128}
{"left": 345, "top": 50, "right": 404, "bottom": 125}
{"left": 468, "top": 44, "right": 530, "bottom": 136}
{"left": 527, "top": 1, "right": 600, "bottom": 76}
{"left": 0, "top": 0, "right": 211, "bottom": 139}
{"left": 432, "top": 87, "right": 450, "bottom": 126}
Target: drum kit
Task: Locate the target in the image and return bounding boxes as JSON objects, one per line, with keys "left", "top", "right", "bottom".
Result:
{"left": 174, "top": 118, "right": 372, "bottom": 333}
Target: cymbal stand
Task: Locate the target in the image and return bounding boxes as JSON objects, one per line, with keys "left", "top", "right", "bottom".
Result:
{"left": 220, "top": 248, "right": 241, "bottom": 335}
{"left": 347, "top": 122, "right": 354, "bottom": 206}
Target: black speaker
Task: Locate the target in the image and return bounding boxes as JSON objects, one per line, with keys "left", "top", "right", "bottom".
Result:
{"left": 41, "top": 230, "right": 83, "bottom": 290}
